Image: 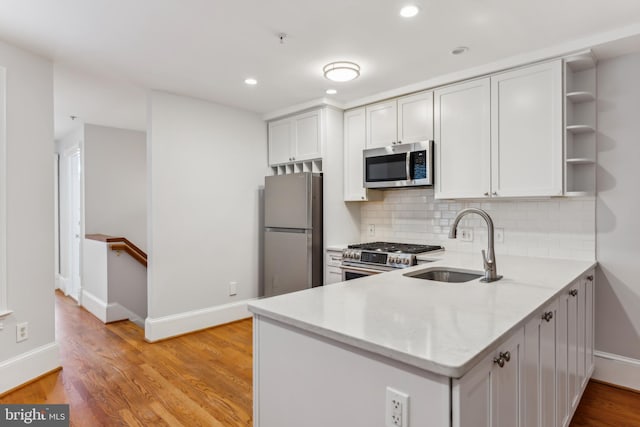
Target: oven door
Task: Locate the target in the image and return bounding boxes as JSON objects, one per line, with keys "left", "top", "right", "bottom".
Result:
{"left": 340, "top": 264, "right": 392, "bottom": 281}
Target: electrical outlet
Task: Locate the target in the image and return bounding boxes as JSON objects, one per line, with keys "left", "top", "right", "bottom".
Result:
{"left": 459, "top": 227, "right": 473, "bottom": 242}
{"left": 16, "top": 322, "right": 28, "bottom": 342}
{"left": 495, "top": 228, "right": 504, "bottom": 243}
{"left": 368, "top": 224, "right": 375, "bottom": 237}
{"left": 386, "top": 387, "right": 409, "bottom": 427}
{"left": 229, "top": 281, "right": 238, "bottom": 296}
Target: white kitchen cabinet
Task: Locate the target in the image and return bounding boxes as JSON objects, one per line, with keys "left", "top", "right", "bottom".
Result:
{"left": 435, "top": 60, "right": 562, "bottom": 199}
{"left": 453, "top": 328, "right": 524, "bottom": 427}
{"left": 365, "top": 100, "right": 397, "bottom": 149}
{"left": 584, "top": 273, "right": 594, "bottom": 385}
{"left": 343, "top": 108, "right": 381, "bottom": 201}
{"left": 365, "top": 92, "right": 433, "bottom": 150}
{"left": 523, "top": 301, "right": 558, "bottom": 427}
{"left": 490, "top": 61, "right": 563, "bottom": 197}
{"left": 397, "top": 91, "right": 434, "bottom": 144}
{"left": 434, "top": 78, "right": 491, "bottom": 199}
{"left": 325, "top": 249, "right": 343, "bottom": 285}
{"left": 268, "top": 109, "right": 323, "bottom": 166}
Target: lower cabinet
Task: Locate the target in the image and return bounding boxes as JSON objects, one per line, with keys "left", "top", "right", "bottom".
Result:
{"left": 325, "top": 249, "right": 343, "bottom": 285}
{"left": 453, "top": 329, "right": 524, "bottom": 427}
{"left": 454, "top": 269, "right": 595, "bottom": 427}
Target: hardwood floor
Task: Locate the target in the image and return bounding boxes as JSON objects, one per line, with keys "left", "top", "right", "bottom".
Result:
{"left": 2, "top": 292, "right": 639, "bottom": 426}
{"left": 571, "top": 380, "right": 640, "bottom": 426}
{"left": 0, "top": 291, "right": 253, "bottom": 426}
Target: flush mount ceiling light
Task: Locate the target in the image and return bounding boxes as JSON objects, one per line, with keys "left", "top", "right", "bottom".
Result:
{"left": 323, "top": 61, "right": 360, "bottom": 82}
{"left": 400, "top": 4, "right": 420, "bottom": 18}
{"left": 244, "top": 78, "right": 258, "bottom": 85}
{"left": 326, "top": 89, "right": 337, "bottom": 95}
{"left": 451, "top": 46, "right": 469, "bottom": 55}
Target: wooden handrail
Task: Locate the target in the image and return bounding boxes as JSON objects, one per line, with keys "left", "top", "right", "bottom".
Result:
{"left": 85, "top": 234, "right": 148, "bottom": 268}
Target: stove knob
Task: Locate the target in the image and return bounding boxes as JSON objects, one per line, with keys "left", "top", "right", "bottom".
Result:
{"left": 403, "top": 258, "right": 410, "bottom": 265}
{"left": 355, "top": 253, "right": 360, "bottom": 260}
{"left": 389, "top": 257, "right": 396, "bottom": 264}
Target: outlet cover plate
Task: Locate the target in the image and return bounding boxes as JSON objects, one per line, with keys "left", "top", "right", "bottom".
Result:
{"left": 386, "top": 387, "right": 409, "bottom": 427}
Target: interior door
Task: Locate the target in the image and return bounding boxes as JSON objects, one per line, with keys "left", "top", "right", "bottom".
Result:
{"left": 264, "top": 230, "right": 311, "bottom": 297}
{"left": 69, "top": 149, "right": 82, "bottom": 301}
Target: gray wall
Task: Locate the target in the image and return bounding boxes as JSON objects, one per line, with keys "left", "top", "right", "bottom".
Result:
{"left": 595, "top": 51, "right": 640, "bottom": 360}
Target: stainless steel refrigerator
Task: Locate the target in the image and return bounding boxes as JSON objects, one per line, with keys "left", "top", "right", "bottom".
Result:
{"left": 264, "top": 172, "right": 323, "bottom": 297}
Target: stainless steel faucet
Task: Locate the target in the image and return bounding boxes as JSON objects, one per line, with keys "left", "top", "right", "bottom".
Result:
{"left": 449, "top": 208, "right": 502, "bottom": 282}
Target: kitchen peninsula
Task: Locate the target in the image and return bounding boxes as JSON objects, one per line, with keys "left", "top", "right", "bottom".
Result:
{"left": 248, "top": 252, "right": 596, "bottom": 427}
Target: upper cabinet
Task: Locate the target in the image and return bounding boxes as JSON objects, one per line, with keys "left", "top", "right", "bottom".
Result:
{"left": 365, "top": 91, "right": 433, "bottom": 149}
{"left": 435, "top": 60, "right": 563, "bottom": 199}
{"left": 491, "top": 61, "right": 563, "bottom": 198}
{"left": 398, "top": 91, "right": 434, "bottom": 144}
{"left": 366, "top": 100, "right": 397, "bottom": 149}
{"left": 343, "top": 108, "right": 381, "bottom": 201}
{"left": 268, "top": 109, "right": 323, "bottom": 166}
{"left": 434, "top": 78, "right": 491, "bottom": 199}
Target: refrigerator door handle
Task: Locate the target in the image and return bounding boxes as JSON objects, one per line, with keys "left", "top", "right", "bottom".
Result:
{"left": 265, "top": 227, "right": 309, "bottom": 233}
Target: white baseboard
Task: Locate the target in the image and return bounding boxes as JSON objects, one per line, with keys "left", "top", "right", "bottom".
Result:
{"left": 593, "top": 351, "right": 640, "bottom": 391}
{"left": 81, "top": 289, "right": 108, "bottom": 323}
{"left": 82, "top": 289, "right": 145, "bottom": 326}
{"left": 0, "top": 342, "right": 60, "bottom": 394}
{"left": 145, "top": 298, "right": 255, "bottom": 342}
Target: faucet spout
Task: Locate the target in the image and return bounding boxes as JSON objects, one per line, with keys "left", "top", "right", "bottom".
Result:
{"left": 449, "top": 208, "right": 502, "bottom": 282}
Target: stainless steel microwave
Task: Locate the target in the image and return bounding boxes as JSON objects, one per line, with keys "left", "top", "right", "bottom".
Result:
{"left": 363, "top": 141, "right": 433, "bottom": 188}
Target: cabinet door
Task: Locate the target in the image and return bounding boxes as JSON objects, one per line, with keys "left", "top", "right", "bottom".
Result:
{"left": 584, "top": 273, "right": 594, "bottom": 380}
{"left": 434, "top": 78, "right": 491, "bottom": 199}
{"left": 453, "top": 328, "right": 524, "bottom": 427}
{"left": 398, "top": 91, "right": 434, "bottom": 144}
{"left": 294, "top": 110, "right": 322, "bottom": 161}
{"left": 577, "top": 279, "right": 586, "bottom": 392}
{"left": 343, "top": 108, "right": 368, "bottom": 201}
{"left": 567, "top": 281, "right": 580, "bottom": 412}
{"left": 269, "top": 118, "right": 293, "bottom": 165}
{"left": 490, "top": 61, "right": 563, "bottom": 197}
{"left": 366, "top": 100, "right": 397, "bottom": 148}
{"left": 524, "top": 301, "right": 558, "bottom": 427}
{"left": 556, "top": 292, "right": 569, "bottom": 427}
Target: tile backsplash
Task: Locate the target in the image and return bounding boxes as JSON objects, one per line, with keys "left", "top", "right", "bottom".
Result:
{"left": 360, "top": 188, "right": 595, "bottom": 261}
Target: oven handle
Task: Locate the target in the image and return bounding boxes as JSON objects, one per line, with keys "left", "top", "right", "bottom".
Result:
{"left": 340, "top": 265, "right": 388, "bottom": 275}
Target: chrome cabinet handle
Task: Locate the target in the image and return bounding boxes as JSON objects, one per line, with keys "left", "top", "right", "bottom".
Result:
{"left": 500, "top": 351, "right": 511, "bottom": 362}
{"left": 493, "top": 356, "right": 505, "bottom": 368}
{"left": 569, "top": 289, "right": 578, "bottom": 297}
{"left": 492, "top": 192, "right": 498, "bottom": 196}
{"left": 484, "top": 192, "right": 490, "bottom": 196}
{"left": 542, "top": 311, "right": 553, "bottom": 322}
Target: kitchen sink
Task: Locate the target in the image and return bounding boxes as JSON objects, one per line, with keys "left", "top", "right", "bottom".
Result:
{"left": 403, "top": 267, "right": 483, "bottom": 283}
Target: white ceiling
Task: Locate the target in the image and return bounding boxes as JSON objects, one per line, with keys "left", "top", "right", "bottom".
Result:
{"left": 0, "top": 0, "right": 640, "bottom": 138}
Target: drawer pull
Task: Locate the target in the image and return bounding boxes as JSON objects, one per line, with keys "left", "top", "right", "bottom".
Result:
{"left": 587, "top": 275, "right": 594, "bottom": 281}
{"left": 542, "top": 311, "right": 554, "bottom": 322}
{"left": 500, "top": 351, "right": 511, "bottom": 362}
{"left": 569, "top": 289, "right": 578, "bottom": 297}
{"left": 493, "top": 356, "right": 505, "bottom": 368}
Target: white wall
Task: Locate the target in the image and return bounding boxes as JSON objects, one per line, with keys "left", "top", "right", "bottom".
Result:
{"left": 0, "top": 39, "right": 58, "bottom": 392}
{"left": 84, "top": 124, "right": 147, "bottom": 250}
{"left": 595, "top": 52, "right": 640, "bottom": 361}
{"left": 360, "top": 189, "right": 595, "bottom": 261}
{"left": 146, "top": 91, "right": 267, "bottom": 340}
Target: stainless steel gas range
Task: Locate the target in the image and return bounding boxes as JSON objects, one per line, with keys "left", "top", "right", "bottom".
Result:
{"left": 341, "top": 241, "right": 444, "bottom": 281}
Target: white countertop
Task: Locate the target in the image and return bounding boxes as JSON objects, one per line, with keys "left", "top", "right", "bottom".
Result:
{"left": 248, "top": 251, "right": 596, "bottom": 378}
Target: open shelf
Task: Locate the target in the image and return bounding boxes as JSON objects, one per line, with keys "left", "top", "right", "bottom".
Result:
{"left": 270, "top": 159, "right": 323, "bottom": 175}
{"left": 566, "top": 91, "right": 595, "bottom": 103}
{"left": 565, "top": 54, "right": 596, "bottom": 72}
{"left": 564, "top": 191, "right": 595, "bottom": 198}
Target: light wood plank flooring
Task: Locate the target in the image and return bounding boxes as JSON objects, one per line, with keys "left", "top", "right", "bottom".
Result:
{"left": 1, "top": 291, "right": 252, "bottom": 426}
{"left": 2, "top": 291, "right": 639, "bottom": 426}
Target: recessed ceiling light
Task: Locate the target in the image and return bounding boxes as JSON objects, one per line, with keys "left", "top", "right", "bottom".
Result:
{"left": 451, "top": 46, "right": 469, "bottom": 55}
{"left": 323, "top": 62, "right": 360, "bottom": 82}
{"left": 326, "top": 89, "right": 337, "bottom": 95}
{"left": 244, "top": 78, "right": 258, "bottom": 85}
{"left": 400, "top": 5, "right": 420, "bottom": 18}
